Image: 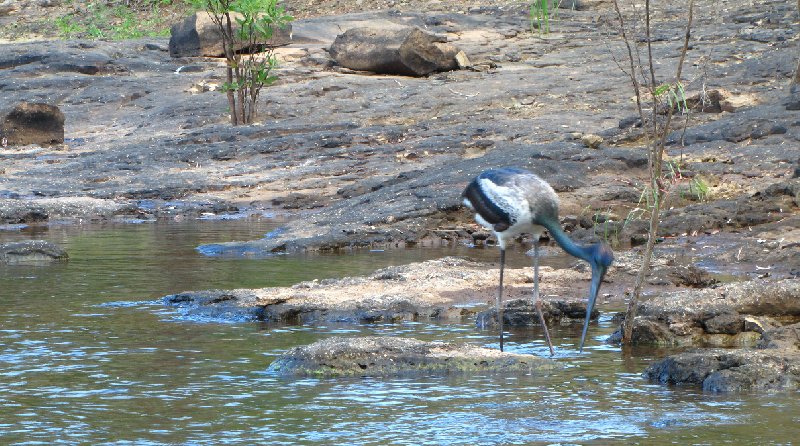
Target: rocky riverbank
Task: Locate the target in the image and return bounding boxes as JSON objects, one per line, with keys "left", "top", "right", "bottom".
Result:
{"left": 1, "top": 0, "right": 799, "bottom": 387}
{"left": 163, "top": 256, "right": 614, "bottom": 325}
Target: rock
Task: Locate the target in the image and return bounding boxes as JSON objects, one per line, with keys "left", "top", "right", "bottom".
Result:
{"left": 645, "top": 322, "right": 800, "bottom": 392}
{"left": 644, "top": 349, "right": 800, "bottom": 392}
{"left": 163, "top": 289, "right": 283, "bottom": 322}
{"left": 0, "top": 197, "right": 136, "bottom": 224}
{"left": 702, "top": 312, "right": 745, "bottom": 335}
{"left": 669, "top": 264, "right": 719, "bottom": 288}
{"left": 1, "top": 102, "right": 64, "bottom": 147}
{"left": 475, "top": 298, "right": 599, "bottom": 328}
{"left": 162, "top": 257, "right": 494, "bottom": 324}
{"left": 679, "top": 89, "right": 758, "bottom": 114}
{"left": 159, "top": 257, "right": 603, "bottom": 328}
{"left": 580, "top": 134, "right": 603, "bottom": 149}
{"left": 556, "top": 0, "right": 609, "bottom": 10}
{"left": 743, "top": 316, "right": 777, "bottom": 334}
{"left": 169, "top": 11, "right": 292, "bottom": 58}
{"left": 757, "top": 322, "right": 800, "bottom": 350}
{"left": 266, "top": 336, "right": 559, "bottom": 377}
{"left": 455, "top": 50, "right": 471, "bottom": 69}
{"left": 609, "top": 279, "right": 800, "bottom": 346}
{"left": 0, "top": 240, "right": 67, "bottom": 263}
{"left": 329, "top": 26, "right": 464, "bottom": 76}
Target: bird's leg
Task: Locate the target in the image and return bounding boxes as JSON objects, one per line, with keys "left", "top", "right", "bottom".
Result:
{"left": 533, "top": 240, "right": 555, "bottom": 356}
{"left": 497, "top": 248, "right": 505, "bottom": 352}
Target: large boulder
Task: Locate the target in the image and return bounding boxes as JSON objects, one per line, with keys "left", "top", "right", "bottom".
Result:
{"left": 169, "top": 11, "right": 292, "bottom": 58}
{"left": 1, "top": 102, "right": 64, "bottom": 147}
{"left": 0, "top": 240, "right": 68, "bottom": 263}
{"left": 267, "top": 336, "right": 559, "bottom": 377}
{"left": 329, "top": 26, "right": 469, "bottom": 77}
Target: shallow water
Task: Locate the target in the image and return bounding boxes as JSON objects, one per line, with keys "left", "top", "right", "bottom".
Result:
{"left": 1, "top": 218, "right": 798, "bottom": 445}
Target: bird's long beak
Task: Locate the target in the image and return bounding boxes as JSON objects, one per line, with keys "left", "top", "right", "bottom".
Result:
{"left": 579, "top": 266, "right": 606, "bottom": 352}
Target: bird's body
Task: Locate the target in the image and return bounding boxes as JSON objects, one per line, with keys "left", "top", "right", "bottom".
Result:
{"left": 462, "top": 167, "right": 557, "bottom": 248}
{"left": 463, "top": 167, "right": 613, "bottom": 353}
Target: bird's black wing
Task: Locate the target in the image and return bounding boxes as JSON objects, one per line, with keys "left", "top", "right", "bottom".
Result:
{"left": 462, "top": 172, "right": 514, "bottom": 232}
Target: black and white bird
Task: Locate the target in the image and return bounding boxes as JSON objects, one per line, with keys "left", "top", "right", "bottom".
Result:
{"left": 462, "top": 167, "right": 614, "bottom": 353}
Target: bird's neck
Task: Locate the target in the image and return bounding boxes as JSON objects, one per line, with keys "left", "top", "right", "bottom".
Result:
{"left": 541, "top": 218, "right": 593, "bottom": 263}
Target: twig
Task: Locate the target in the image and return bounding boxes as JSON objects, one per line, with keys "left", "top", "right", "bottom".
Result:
{"left": 448, "top": 88, "right": 480, "bottom": 98}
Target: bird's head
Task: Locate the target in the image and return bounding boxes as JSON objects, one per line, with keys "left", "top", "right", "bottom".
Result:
{"left": 591, "top": 243, "right": 614, "bottom": 273}
{"left": 579, "top": 243, "right": 614, "bottom": 352}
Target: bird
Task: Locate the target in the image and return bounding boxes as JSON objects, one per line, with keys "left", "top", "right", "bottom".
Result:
{"left": 462, "top": 167, "right": 614, "bottom": 353}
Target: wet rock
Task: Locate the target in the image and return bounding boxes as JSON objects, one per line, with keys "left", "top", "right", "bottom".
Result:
{"left": 169, "top": 11, "right": 292, "bottom": 58}
{"left": 1, "top": 102, "right": 64, "bottom": 146}
{"left": 644, "top": 349, "right": 800, "bottom": 392}
{"left": 609, "top": 279, "right": 800, "bottom": 347}
{"left": 0, "top": 240, "right": 67, "bottom": 263}
{"left": 647, "top": 323, "right": 800, "bottom": 392}
{"left": 475, "top": 298, "right": 599, "bottom": 328}
{"left": 267, "top": 336, "right": 559, "bottom": 377}
{"left": 159, "top": 256, "right": 603, "bottom": 328}
{"left": 329, "top": 26, "right": 466, "bottom": 76}
{"left": 163, "top": 289, "right": 284, "bottom": 322}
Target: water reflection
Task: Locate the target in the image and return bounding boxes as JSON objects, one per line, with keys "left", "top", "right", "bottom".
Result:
{"left": 0, "top": 219, "right": 798, "bottom": 444}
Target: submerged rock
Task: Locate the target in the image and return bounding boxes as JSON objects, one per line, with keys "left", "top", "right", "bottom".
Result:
{"left": 0, "top": 240, "right": 67, "bottom": 263}
{"left": 163, "top": 289, "right": 283, "bottom": 322}
{"left": 267, "top": 336, "right": 559, "bottom": 377}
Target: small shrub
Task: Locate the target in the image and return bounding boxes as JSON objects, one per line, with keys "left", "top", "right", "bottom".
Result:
{"left": 187, "top": 0, "right": 293, "bottom": 125}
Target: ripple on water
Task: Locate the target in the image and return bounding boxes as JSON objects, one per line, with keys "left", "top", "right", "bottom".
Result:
{"left": 1, "top": 220, "right": 799, "bottom": 445}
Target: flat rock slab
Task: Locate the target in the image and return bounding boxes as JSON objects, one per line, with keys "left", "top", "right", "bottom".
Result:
{"left": 0, "top": 240, "right": 67, "bottom": 263}
{"left": 163, "top": 256, "right": 599, "bottom": 324}
{"left": 267, "top": 336, "right": 559, "bottom": 377}
{"left": 0, "top": 197, "right": 136, "bottom": 223}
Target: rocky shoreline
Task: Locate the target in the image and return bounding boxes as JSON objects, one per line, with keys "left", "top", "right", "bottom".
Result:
{"left": 163, "top": 256, "right": 608, "bottom": 325}
{"left": 1, "top": 0, "right": 799, "bottom": 387}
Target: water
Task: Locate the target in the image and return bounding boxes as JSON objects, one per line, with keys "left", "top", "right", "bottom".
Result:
{"left": 1, "top": 218, "right": 798, "bottom": 445}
